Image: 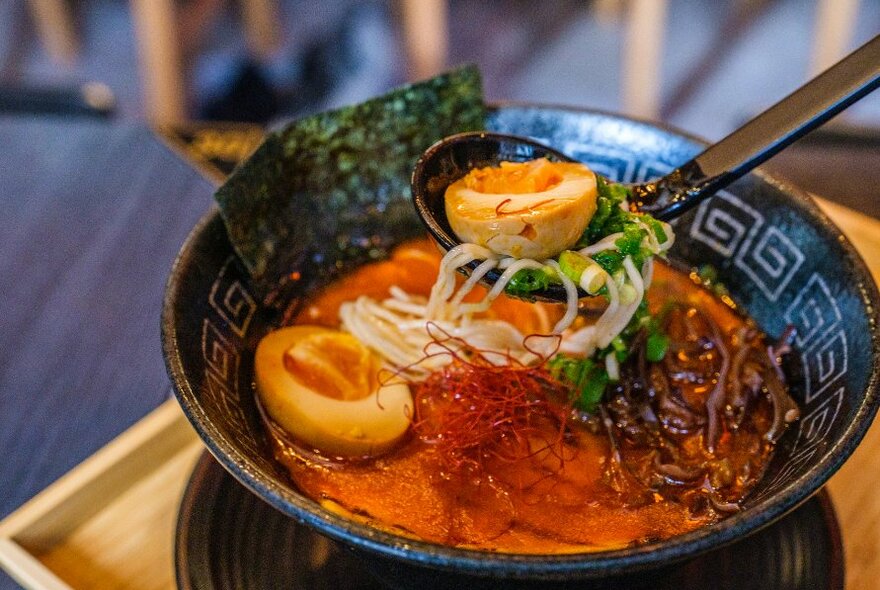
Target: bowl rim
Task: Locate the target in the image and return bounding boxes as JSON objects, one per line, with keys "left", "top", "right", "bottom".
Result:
{"left": 162, "top": 102, "right": 880, "bottom": 578}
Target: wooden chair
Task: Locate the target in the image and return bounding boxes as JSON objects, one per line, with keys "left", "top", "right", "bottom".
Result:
{"left": 23, "top": 0, "right": 280, "bottom": 123}
{"left": 26, "top": 0, "right": 78, "bottom": 66}
{"left": 24, "top": 0, "right": 865, "bottom": 125}
{"left": 620, "top": 0, "right": 668, "bottom": 119}
{"left": 130, "top": 0, "right": 281, "bottom": 124}
{"left": 810, "top": 0, "right": 861, "bottom": 76}
{"left": 129, "top": 0, "right": 452, "bottom": 123}
{"left": 399, "top": 0, "right": 448, "bottom": 81}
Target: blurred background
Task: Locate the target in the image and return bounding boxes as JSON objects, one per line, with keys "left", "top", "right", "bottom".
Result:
{"left": 1, "top": 0, "right": 878, "bottom": 210}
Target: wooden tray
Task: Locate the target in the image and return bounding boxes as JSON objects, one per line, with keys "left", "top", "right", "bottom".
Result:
{"left": 0, "top": 400, "right": 202, "bottom": 590}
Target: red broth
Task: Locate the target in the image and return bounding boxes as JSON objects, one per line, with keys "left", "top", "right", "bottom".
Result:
{"left": 262, "top": 240, "right": 783, "bottom": 553}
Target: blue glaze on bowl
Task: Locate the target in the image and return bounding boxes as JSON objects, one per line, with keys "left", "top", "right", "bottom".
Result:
{"left": 162, "top": 104, "right": 880, "bottom": 584}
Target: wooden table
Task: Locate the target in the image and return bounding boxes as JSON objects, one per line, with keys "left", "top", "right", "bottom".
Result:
{"left": 0, "top": 115, "right": 878, "bottom": 589}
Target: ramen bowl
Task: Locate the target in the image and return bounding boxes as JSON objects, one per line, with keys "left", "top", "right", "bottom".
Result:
{"left": 162, "top": 104, "right": 880, "bottom": 587}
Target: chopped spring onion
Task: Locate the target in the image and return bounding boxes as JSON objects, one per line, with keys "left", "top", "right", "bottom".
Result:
{"left": 559, "top": 250, "right": 589, "bottom": 282}
{"left": 605, "top": 353, "right": 620, "bottom": 382}
{"left": 619, "top": 283, "right": 638, "bottom": 305}
{"left": 579, "top": 263, "right": 606, "bottom": 295}
{"left": 646, "top": 331, "right": 670, "bottom": 362}
{"left": 558, "top": 250, "right": 606, "bottom": 295}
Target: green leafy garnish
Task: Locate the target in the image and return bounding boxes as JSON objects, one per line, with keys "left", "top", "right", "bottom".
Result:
{"left": 610, "top": 335, "right": 629, "bottom": 361}
{"left": 504, "top": 268, "right": 555, "bottom": 298}
{"left": 646, "top": 331, "right": 670, "bottom": 362}
{"left": 503, "top": 172, "right": 672, "bottom": 301}
{"left": 591, "top": 250, "right": 625, "bottom": 275}
{"left": 549, "top": 355, "right": 609, "bottom": 413}
{"left": 643, "top": 303, "right": 671, "bottom": 362}
{"left": 547, "top": 303, "right": 670, "bottom": 412}
{"left": 578, "top": 175, "right": 632, "bottom": 247}
{"left": 643, "top": 216, "right": 669, "bottom": 245}
{"left": 697, "top": 264, "right": 731, "bottom": 297}
{"left": 615, "top": 225, "right": 648, "bottom": 258}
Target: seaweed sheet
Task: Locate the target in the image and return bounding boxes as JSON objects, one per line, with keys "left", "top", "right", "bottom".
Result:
{"left": 214, "top": 66, "right": 485, "bottom": 294}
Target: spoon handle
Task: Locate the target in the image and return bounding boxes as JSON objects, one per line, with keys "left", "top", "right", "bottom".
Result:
{"left": 640, "top": 33, "right": 880, "bottom": 220}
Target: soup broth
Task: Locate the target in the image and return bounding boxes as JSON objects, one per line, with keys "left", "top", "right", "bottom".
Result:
{"left": 257, "top": 240, "right": 790, "bottom": 553}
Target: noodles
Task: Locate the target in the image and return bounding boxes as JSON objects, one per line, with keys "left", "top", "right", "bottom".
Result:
{"left": 340, "top": 227, "right": 667, "bottom": 374}
{"left": 544, "top": 259, "right": 579, "bottom": 333}
{"left": 578, "top": 232, "right": 625, "bottom": 255}
{"left": 340, "top": 265, "right": 548, "bottom": 375}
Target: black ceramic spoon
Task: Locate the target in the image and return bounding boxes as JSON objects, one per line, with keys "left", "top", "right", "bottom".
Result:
{"left": 412, "top": 33, "right": 880, "bottom": 302}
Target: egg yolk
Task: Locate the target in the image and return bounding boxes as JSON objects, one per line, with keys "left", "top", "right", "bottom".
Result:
{"left": 463, "top": 158, "right": 564, "bottom": 195}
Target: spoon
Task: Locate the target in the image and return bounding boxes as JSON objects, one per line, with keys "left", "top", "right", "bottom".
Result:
{"left": 412, "top": 33, "right": 880, "bottom": 302}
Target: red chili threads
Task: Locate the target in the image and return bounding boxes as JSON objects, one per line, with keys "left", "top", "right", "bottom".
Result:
{"left": 407, "top": 328, "right": 574, "bottom": 475}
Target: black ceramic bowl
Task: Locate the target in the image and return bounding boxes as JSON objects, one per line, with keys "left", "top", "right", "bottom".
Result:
{"left": 162, "top": 104, "right": 880, "bottom": 586}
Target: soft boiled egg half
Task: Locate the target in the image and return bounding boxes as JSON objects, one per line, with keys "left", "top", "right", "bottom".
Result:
{"left": 255, "top": 325, "right": 412, "bottom": 457}
{"left": 445, "top": 158, "right": 598, "bottom": 260}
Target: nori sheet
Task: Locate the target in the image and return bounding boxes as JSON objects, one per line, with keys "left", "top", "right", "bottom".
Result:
{"left": 214, "top": 66, "right": 486, "bottom": 291}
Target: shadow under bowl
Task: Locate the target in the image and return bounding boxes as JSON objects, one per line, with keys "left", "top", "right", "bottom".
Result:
{"left": 162, "top": 104, "right": 880, "bottom": 586}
